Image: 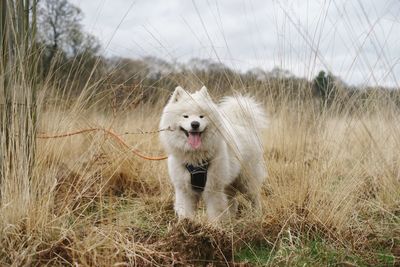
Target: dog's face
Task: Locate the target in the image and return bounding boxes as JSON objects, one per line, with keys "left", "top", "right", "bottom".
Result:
{"left": 160, "top": 86, "right": 218, "bottom": 153}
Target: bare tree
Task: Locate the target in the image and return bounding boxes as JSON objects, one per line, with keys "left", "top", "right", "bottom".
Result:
{"left": 38, "top": 0, "right": 82, "bottom": 58}
{"left": 37, "top": 0, "right": 101, "bottom": 84}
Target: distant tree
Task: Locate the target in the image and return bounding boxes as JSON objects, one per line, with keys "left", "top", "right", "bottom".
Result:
{"left": 267, "top": 67, "right": 293, "bottom": 79}
{"left": 68, "top": 26, "right": 100, "bottom": 56}
{"left": 37, "top": 0, "right": 103, "bottom": 91}
{"left": 38, "top": 0, "right": 80, "bottom": 58}
{"left": 313, "top": 70, "right": 336, "bottom": 106}
{"left": 38, "top": 0, "right": 100, "bottom": 65}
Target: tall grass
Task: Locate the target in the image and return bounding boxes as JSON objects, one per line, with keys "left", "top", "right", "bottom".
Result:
{"left": 2, "top": 76, "right": 399, "bottom": 265}
{"left": 0, "top": 0, "right": 39, "bottom": 224}
{"left": 1, "top": 1, "right": 400, "bottom": 266}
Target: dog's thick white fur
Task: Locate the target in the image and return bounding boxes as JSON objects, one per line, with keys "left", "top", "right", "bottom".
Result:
{"left": 160, "top": 86, "right": 267, "bottom": 221}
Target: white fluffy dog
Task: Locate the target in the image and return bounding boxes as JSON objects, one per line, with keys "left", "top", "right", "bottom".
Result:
{"left": 159, "top": 86, "right": 267, "bottom": 221}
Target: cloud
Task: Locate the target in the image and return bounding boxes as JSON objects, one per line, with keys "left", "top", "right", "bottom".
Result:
{"left": 71, "top": 0, "right": 400, "bottom": 87}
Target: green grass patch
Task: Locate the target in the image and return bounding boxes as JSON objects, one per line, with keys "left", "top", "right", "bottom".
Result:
{"left": 234, "top": 237, "right": 367, "bottom": 266}
{"left": 235, "top": 243, "right": 273, "bottom": 266}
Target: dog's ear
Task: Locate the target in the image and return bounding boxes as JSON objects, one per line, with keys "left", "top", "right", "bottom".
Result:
{"left": 199, "top": 86, "right": 210, "bottom": 97}
{"left": 169, "top": 86, "right": 186, "bottom": 103}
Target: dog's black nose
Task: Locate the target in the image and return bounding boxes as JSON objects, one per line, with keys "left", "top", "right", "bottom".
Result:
{"left": 191, "top": 121, "right": 200, "bottom": 129}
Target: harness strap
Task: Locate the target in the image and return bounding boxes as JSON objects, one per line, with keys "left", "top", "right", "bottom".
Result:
{"left": 185, "top": 161, "right": 209, "bottom": 192}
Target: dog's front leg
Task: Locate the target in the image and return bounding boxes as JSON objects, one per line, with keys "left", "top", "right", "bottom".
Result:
{"left": 203, "top": 189, "right": 229, "bottom": 221}
{"left": 168, "top": 157, "right": 198, "bottom": 219}
{"left": 174, "top": 187, "right": 197, "bottom": 219}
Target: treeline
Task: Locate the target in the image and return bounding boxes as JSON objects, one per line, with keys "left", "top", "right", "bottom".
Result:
{"left": 36, "top": 0, "right": 400, "bottom": 113}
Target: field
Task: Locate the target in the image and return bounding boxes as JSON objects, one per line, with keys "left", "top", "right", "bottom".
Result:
{"left": 1, "top": 1, "right": 400, "bottom": 265}
{"left": 1, "top": 80, "right": 399, "bottom": 266}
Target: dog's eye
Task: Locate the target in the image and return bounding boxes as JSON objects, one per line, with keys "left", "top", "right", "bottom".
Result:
{"left": 199, "top": 115, "right": 204, "bottom": 119}
{"left": 183, "top": 115, "right": 189, "bottom": 118}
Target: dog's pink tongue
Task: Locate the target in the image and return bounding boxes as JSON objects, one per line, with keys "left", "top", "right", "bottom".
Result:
{"left": 188, "top": 133, "right": 201, "bottom": 149}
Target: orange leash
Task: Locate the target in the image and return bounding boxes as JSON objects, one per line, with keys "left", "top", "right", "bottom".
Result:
{"left": 37, "top": 128, "right": 168, "bottom": 161}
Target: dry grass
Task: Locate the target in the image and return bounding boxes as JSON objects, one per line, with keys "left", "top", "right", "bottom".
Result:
{"left": 1, "top": 84, "right": 399, "bottom": 266}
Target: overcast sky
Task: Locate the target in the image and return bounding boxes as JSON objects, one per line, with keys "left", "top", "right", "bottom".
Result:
{"left": 70, "top": 0, "right": 400, "bottom": 87}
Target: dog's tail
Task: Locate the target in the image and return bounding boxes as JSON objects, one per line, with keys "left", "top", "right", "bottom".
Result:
{"left": 219, "top": 95, "right": 268, "bottom": 130}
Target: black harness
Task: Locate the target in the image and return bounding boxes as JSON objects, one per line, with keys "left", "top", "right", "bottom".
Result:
{"left": 185, "top": 161, "right": 209, "bottom": 192}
